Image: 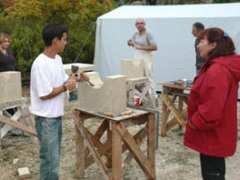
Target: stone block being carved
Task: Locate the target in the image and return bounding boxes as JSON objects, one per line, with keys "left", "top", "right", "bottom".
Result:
{"left": 121, "top": 59, "right": 145, "bottom": 78}
{"left": 63, "top": 63, "right": 95, "bottom": 75}
{"left": 77, "top": 72, "right": 127, "bottom": 116}
{"left": 83, "top": 71, "right": 104, "bottom": 88}
{"left": 0, "top": 71, "right": 22, "bottom": 103}
{"left": 121, "top": 59, "right": 155, "bottom": 107}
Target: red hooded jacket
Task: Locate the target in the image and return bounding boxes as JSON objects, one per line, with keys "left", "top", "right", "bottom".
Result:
{"left": 184, "top": 55, "right": 240, "bottom": 157}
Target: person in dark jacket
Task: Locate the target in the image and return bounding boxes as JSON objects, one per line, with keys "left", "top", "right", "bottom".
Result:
{"left": 192, "top": 22, "right": 205, "bottom": 74}
{"left": 0, "top": 32, "right": 16, "bottom": 72}
{"left": 184, "top": 27, "right": 240, "bottom": 180}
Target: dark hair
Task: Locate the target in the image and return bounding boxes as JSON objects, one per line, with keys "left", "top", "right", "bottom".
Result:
{"left": 200, "top": 27, "right": 235, "bottom": 60}
{"left": 42, "top": 23, "right": 68, "bottom": 46}
{"left": 193, "top": 22, "right": 205, "bottom": 31}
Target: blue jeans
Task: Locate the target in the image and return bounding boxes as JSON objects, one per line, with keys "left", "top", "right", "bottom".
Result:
{"left": 35, "top": 116, "right": 62, "bottom": 180}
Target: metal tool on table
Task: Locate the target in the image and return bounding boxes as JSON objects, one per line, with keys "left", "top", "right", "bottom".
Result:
{"left": 68, "top": 65, "right": 79, "bottom": 101}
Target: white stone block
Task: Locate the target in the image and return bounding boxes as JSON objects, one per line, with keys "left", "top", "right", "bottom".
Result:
{"left": 63, "top": 63, "right": 95, "bottom": 75}
{"left": 127, "top": 77, "right": 149, "bottom": 90}
{"left": 121, "top": 59, "right": 145, "bottom": 78}
{"left": 78, "top": 73, "right": 127, "bottom": 116}
{"left": 0, "top": 71, "right": 22, "bottom": 103}
{"left": 13, "top": 158, "right": 19, "bottom": 165}
{"left": 84, "top": 71, "right": 104, "bottom": 88}
{"left": 17, "top": 167, "right": 31, "bottom": 179}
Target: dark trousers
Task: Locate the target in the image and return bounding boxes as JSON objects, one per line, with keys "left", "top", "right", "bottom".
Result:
{"left": 200, "top": 153, "right": 225, "bottom": 180}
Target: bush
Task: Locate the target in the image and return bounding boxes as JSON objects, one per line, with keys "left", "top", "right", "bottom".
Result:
{"left": 0, "top": 0, "right": 114, "bottom": 82}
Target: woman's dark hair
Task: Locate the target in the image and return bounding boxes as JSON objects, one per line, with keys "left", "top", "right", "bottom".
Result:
{"left": 200, "top": 27, "right": 235, "bottom": 60}
{"left": 42, "top": 23, "right": 68, "bottom": 47}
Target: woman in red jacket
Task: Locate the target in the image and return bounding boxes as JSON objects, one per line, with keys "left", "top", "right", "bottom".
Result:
{"left": 184, "top": 28, "right": 240, "bottom": 180}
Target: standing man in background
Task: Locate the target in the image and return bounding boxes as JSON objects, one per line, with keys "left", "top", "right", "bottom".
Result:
{"left": 192, "top": 22, "right": 205, "bottom": 74}
{"left": 30, "top": 23, "right": 76, "bottom": 180}
{"left": 127, "top": 18, "right": 157, "bottom": 100}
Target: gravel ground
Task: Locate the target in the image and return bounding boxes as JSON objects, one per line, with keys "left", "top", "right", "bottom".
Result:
{"left": 1, "top": 101, "right": 240, "bottom": 180}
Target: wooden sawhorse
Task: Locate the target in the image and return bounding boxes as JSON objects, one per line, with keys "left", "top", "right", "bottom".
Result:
{"left": 160, "top": 83, "right": 189, "bottom": 137}
{"left": 0, "top": 98, "right": 37, "bottom": 145}
{"left": 74, "top": 108, "right": 156, "bottom": 180}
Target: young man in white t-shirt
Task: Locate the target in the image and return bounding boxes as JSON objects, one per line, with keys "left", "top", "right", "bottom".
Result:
{"left": 30, "top": 24, "right": 76, "bottom": 180}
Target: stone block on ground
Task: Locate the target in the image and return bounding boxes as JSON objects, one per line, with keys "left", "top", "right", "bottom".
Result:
{"left": 17, "top": 167, "right": 31, "bottom": 179}
{"left": 121, "top": 59, "right": 145, "bottom": 78}
{"left": 0, "top": 71, "right": 22, "bottom": 103}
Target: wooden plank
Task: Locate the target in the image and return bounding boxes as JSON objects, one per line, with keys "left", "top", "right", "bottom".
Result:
{"left": 95, "top": 119, "right": 108, "bottom": 141}
{"left": 0, "top": 115, "right": 36, "bottom": 136}
{"left": 129, "top": 114, "right": 148, "bottom": 125}
{"left": 116, "top": 122, "right": 154, "bottom": 179}
{"left": 124, "top": 127, "right": 147, "bottom": 163}
{"left": 106, "top": 124, "right": 112, "bottom": 168}
{"left": 85, "top": 148, "right": 94, "bottom": 168}
{"left": 86, "top": 128, "right": 104, "bottom": 148}
{"left": 75, "top": 124, "right": 110, "bottom": 179}
{"left": 161, "top": 94, "right": 186, "bottom": 126}
{"left": 182, "top": 96, "right": 188, "bottom": 104}
{"left": 161, "top": 83, "right": 184, "bottom": 90}
{"left": 87, "top": 126, "right": 147, "bottom": 166}
{"left": 74, "top": 111, "right": 111, "bottom": 172}
{"left": 160, "top": 92, "right": 177, "bottom": 136}
{"left": 178, "top": 96, "right": 183, "bottom": 112}
{"left": 73, "top": 110, "right": 85, "bottom": 178}
{"left": 1, "top": 108, "right": 22, "bottom": 138}
{"left": 132, "top": 127, "right": 147, "bottom": 146}
{"left": 160, "top": 93, "right": 169, "bottom": 137}
{"left": 0, "top": 98, "right": 26, "bottom": 111}
{"left": 85, "top": 128, "right": 112, "bottom": 164}
{"left": 112, "top": 122, "right": 122, "bottom": 180}
{"left": 147, "top": 113, "right": 156, "bottom": 180}
{"left": 80, "top": 126, "right": 110, "bottom": 180}
{"left": 85, "top": 137, "right": 112, "bottom": 168}
{"left": 75, "top": 107, "right": 148, "bottom": 122}
{"left": 166, "top": 117, "right": 178, "bottom": 132}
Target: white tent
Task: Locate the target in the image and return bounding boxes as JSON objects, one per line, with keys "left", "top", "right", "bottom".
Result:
{"left": 94, "top": 3, "right": 240, "bottom": 88}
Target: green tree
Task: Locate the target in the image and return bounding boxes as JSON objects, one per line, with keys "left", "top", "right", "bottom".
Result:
{"left": 0, "top": 0, "right": 114, "bottom": 81}
{"left": 213, "top": 0, "right": 240, "bottom": 2}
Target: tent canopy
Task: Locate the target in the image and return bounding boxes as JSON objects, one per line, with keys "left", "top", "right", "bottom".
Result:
{"left": 94, "top": 3, "right": 240, "bottom": 87}
{"left": 100, "top": 3, "right": 240, "bottom": 18}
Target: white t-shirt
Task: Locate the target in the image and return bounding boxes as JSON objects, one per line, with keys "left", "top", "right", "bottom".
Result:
{"left": 30, "top": 53, "right": 68, "bottom": 118}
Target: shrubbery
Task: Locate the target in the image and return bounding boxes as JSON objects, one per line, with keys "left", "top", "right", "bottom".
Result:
{"left": 0, "top": 0, "right": 114, "bottom": 81}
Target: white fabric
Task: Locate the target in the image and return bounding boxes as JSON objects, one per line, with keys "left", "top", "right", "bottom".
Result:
{"left": 30, "top": 53, "right": 68, "bottom": 118}
{"left": 99, "top": 4, "right": 240, "bottom": 18}
{"left": 134, "top": 49, "right": 153, "bottom": 79}
{"left": 94, "top": 3, "right": 240, "bottom": 90}
{"left": 134, "top": 49, "right": 156, "bottom": 101}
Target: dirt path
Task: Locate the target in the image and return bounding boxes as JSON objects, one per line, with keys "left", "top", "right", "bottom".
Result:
{"left": 1, "top": 102, "right": 240, "bottom": 180}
